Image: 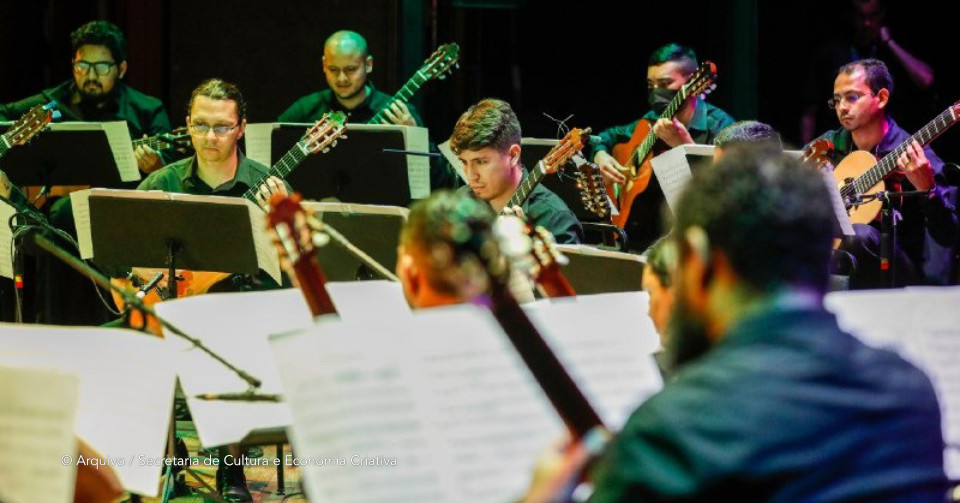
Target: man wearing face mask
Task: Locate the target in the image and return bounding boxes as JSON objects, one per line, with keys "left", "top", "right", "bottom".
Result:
{"left": 522, "top": 147, "right": 947, "bottom": 503}
{"left": 590, "top": 43, "right": 734, "bottom": 251}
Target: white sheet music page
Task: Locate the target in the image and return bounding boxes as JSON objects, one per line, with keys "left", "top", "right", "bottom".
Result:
{"left": 438, "top": 140, "right": 464, "bottom": 182}
{"left": 155, "top": 289, "right": 314, "bottom": 448}
{"left": 0, "top": 365, "right": 79, "bottom": 503}
{"left": 244, "top": 123, "right": 278, "bottom": 166}
{"left": 826, "top": 287, "right": 960, "bottom": 478}
{"left": 0, "top": 200, "right": 16, "bottom": 279}
{"left": 651, "top": 143, "right": 715, "bottom": 211}
{"left": 0, "top": 325, "right": 176, "bottom": 497}
{"left": 402, "top": 125, "right": 431, "bottom": 199}
{"left": 325, "top": 280, "right": 411, "bottom": 320}
{"left": 100, "top": 121, "right": 140, "bottom": 182}
{"left": 523, "top": 292, "right": 664, "bottom": 429}
{"left": 269, "top": 306, "right": 565, "bottom": 503}
{"left": 243, "top": 199, "right": 282, "bottom": 284}
{"left": 71, "top": 189, "right": 94, "bottom": 259}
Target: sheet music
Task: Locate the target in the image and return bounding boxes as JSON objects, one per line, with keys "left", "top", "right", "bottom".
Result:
{"left": 52, "top": 122, "right": 140, "bottom": 182}
{"left": 438, "top": 140, "right": 465, "bottom": 182}
{"left": 244, "top": 199, "right": 282, "bottom": 284}
{"left": 0, "top": 365, "right": 79, "bottom": 503}
{"left": 524, "top": 292, "right": 664, "bottom": 429}
{"left": 244, "top": 123, "right": 277, "bottom": 166}
{"left": 401, "top": 126, "right": 431, "bottom": 199}
{"left": 302, "top": 201, "right": 410, "bottom": 219}
{"left": 826, "top": 287, "right": 960, "bottom": 478}
{"left": 821, "top": 168, "right": 855, "bottom": 237}
{"left": 155, "top": 289, "right": 314, "bottom": 447}
{"left": 0, "top": 326, "right": 177, "bottom": 497}
{"left": 71, "top": 189, "right": 94, "bottom": 259}
{"left": 325, "top": 280, "right": 411, "bottom": 320}
{"left": 0, "top": 200, "right": 16, "bottom": 279}
{"left": 650, "top": 144, "right": 715, "bottom": 211}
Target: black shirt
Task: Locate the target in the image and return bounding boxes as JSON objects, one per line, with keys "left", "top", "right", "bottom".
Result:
{"left": 589, "top": 298, "right": 947, "bottom": 502}
{"left": 278, "top": 83, "right": 422, "bottom": 126}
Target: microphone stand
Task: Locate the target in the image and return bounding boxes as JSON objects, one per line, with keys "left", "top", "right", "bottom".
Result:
{"left": 853, "top": 189, "right": 929, "bottom": 288}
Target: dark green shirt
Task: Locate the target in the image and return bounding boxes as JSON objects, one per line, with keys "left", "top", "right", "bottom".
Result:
{"left": 590, "top": 98, "right": 735, "bottom": 155}
{"left": 589, "top": 301, "right": 947, "bottom": 502}
{"left": 137, "top": 152, "right": 286, "bottom": 197}
{"left": 278, "top": 83, "right": 422, "bottom": 126}
{"left": 0, "top": 81, "right": 171, "bottom": 139}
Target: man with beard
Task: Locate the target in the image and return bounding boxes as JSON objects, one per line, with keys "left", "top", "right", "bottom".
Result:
{"left": 811, "top": 59, "right": 958, "bottom": 287}
{"left": 590, "top": 43, "right": 734, "bottom": 251}
{"left": 0, "top": 20, "right": 172, "bottom": 174}
{"left": 524, "top": 147, "right": 948, "bottom": 502}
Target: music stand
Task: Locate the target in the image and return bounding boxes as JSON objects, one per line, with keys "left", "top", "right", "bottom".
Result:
{"left": 0, "top": 121, "right": 141, "bottom": 188}
{"left": 555, "top": 244, "right": 645, "bottom": 294}
{"left": 73, "top": 189, "right": 281, "bottom": 299}
{"left": 301, "top": 202, "right": 408, "bottom": 282}
{"left": 245, "top": 123, "right": 430, "bottom": 206}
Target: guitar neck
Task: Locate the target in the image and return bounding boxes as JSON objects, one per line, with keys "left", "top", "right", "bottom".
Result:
{"left": 0, "top": 136, "right": 9, "bottom": 159}
{"left": 241, "top": 145, "right": 308, "bottom": 203}
{"left": 854, "top": 107, "right": 959, "bottom": 194}
{"left": 367, "top": 70, "right": 430, "bottom": 125}
{"left": 507, "top": 164, "right": 546, "bottom": 209}
{"left": 488, "top": 284, "right": 604, "bottom": 439}
{"left": 537, "top": 267, "right": 576, "bottom": 298}
{"left": 294, "top": 258, "right": 338, "bottom": 316}
{"left": 630, "top": 93, "right": 687, "bottom": 166}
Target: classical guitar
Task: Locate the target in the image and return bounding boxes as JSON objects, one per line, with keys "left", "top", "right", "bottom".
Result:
{"left": 131, "top": 126, "right": 192, "bottom": 155}
{"left": 267, "top": 193, "right": 338, "bottom": 317}
{"left": 834, "top": 100, "right": 960, "bottom": 224}
{"left": 0, "top": 101, "right": 59, "bottom": 160}
{"left": 505, "top": 127, "right": 590, "bottom": 210}
{"left": 114, "top": 112, "right": 347, "bottom": 334}
{"left": 609, "top": 61, "right": 717, "bottom": 228}
{"left": 801, "top": 138, "right": 834, "bottom": 171}
{"left": 574, "top": 154, "right": 611, "bottom": 219}
{"left": 367, "top": 43, "right": 459, "bottom": 125}
{"left": 527, "top": 225, "right": 577, "bottom": 298}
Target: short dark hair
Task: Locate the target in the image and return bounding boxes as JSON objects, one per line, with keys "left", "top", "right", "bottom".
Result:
{"left": 187, "top": 78, "right": 247, "bottom": 122}
{"left": 71, "top": 20, "right": 127, "bottom": 62}
{"left": 713, "top": 121, "right": 783, "bottom": 151}
{"left": 400, "top": 190, "right": 497, "bottom": 295}
{"left": 643, "top": 236, "right": 676, "bottom": 288}
{"left": 449, "top": 98, "right": 521, "bottom": 154}
{"left": 673, "top": 148, "right": 833, "bottom": 293}
{"left": 838, "top": 58, "right": 893, "bottom": 96}
{"left": 648, "top": 43, "right": 698, "bottom": 75}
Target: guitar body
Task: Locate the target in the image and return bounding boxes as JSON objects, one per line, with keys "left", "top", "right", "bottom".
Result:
{"left": 610, "top": 119, "right": 655, "bottom": 229}
{"left": 111, "top": 270, "right": 231, "bottom": 335}
{"left": 833, "top": 150, "right": 884, "bottom": 225}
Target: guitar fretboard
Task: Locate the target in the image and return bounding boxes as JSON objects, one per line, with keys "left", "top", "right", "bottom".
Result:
{"left": 0, "top": 134, "right": 10, "bottom": 159}
{"left": 630, "top": 90, "right": 686, "bottom": 167}
{"left": 507, "top": 163, "right": 546, "bottom": 209}
{"left": 241, "top": 144, "right": 308, "bottom": 203}
{"left": 367, "top": 70, "right": 430, "bottom": 125}
{"left": 845, "top": 107, "right": 959, "bottom": 196}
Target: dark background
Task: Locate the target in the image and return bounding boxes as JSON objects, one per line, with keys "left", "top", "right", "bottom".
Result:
{"left": 2, "top": 0, "right": 958, "bottom": 160}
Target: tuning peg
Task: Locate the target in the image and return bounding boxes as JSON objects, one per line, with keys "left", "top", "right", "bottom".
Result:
{"left": 331, "top": 140, "right": 338, "bottom": 147}
{"left": 322, "top": 148, "right": 330, "bottom": 153}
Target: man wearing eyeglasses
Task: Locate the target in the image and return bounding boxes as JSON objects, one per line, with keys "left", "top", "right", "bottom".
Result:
{"left": 0, "top": 20, "right": 172, "bottom": 174}
{"left": 588, "top": 43, "right": 735, "bottom": 251}
{"left": 809, "top": 58, "right": 958, "bottom": 287}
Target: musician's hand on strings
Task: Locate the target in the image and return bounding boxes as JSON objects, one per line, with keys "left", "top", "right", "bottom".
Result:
{"left": 653, "top": 117, "right": 694, "bottom": 148}
{"left": 255, "top": 176, "right": 288, "bottom": 211}
{"left": 501, "top": 205, "right": 527, "bottom": 221}
{"left": 382, "top": 101, "right": 417, "bottom": 126}
{"left": 593, "top": 150, "right": 627, "bottom": 189}
{"left": 896, "top": 140, "right": 935, "bottom": 191}
{"left": 134, "top": 136, "right": 164, "bottom": 174}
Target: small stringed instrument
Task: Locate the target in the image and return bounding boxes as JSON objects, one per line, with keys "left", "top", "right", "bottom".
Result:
{"left": 0, "top": 101, "right": 59, "bottom": 160}
{"left": 609, "top": 61, "right": 718, "bottom": 228}
{"left": 801, "top": 138, "right": 834, "bottom": 171}
{"left": 573, "top": 154, "right": 611, "bottom": 219}
{"left": 367, "top": 43, "right": 459, "bottom": 125}
{"left": 267, "top": 193, "right": 338, "bottom": 317}
{"left": 114, "top": 112, "right": 347, "bottom": 334}
{"left": 834, "top": 100, "right": 960, "bottom": 224}
{"left": 131, "top": 127, "right": 192, "bottom": 155}
{"left": 505, "top": 127, "right": 590, "bottom": 211}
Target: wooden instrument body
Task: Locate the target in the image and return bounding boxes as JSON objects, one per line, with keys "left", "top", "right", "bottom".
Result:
{"left": 111, "top": 270, "right": 230, "bottom": 335}
{"left": 609, "top": 119, "right": 655, "bottom": 229}
{"left": 833, "top": 150, "right": 884, "bottom": 225}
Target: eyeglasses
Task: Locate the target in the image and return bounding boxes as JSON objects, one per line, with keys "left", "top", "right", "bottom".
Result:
{"left": 188, "top": 123, "right": 240, "bottom": 136}
{"left": 73, "top": 60, "right": 117, "bottom": 76}
{"left": 827, "top": 92, "right": 873, "bottom": 110}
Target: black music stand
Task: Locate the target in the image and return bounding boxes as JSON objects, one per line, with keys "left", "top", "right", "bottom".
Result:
{"left": 520, "top": 138, "right": 604, "bottom": 222}
{"left": 81, "top": 190, "right": 272, "bottom": 299}
{"left": 302, "top": 202, "right": 408, "bottom": 282}
{"left": 555, "top": 244, "right": 645, "bottom": 295}
{"left": 251, "top": 123, "right": 428, "bottom": 206}
{"left": 0, "top": 122, "right": 141, "bottom": 188}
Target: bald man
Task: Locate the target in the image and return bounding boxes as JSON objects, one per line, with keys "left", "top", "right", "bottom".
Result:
{"left": 278, "top": 30, "right": 421, "bottom": 126}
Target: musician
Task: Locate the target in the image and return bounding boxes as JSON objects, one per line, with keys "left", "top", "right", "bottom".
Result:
{"left": 449, "top": 98, "right": 581, "bottom": 244}
{"left": 135, "top": 78, "right": 286, "bottom": 503}
{"left": 278, "top": 30, "right": 420, "bottom": 126}
{"left": 640, "top": 236, "right": 675, "bottom": 345}
{"left": 811, "top": 58, "right": 958, "bottom": 287}
{"left": 711, "top": 120, "right": 782, "bottom": 160}
{"left": 0, "top": 20, "right": 172, "bottom": 174}
{"left": 525, "top": 147, "right": 947, "bottom": 502}
{"left": 590, "top": 43, "right": 734, "bottom": 251}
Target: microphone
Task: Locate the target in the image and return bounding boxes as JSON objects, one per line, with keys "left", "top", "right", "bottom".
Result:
{"left": 136, "top": 272, "right": 165, "bottom": 300}
{"left": 195, "top": 391, "right": 283, "bottom": 402}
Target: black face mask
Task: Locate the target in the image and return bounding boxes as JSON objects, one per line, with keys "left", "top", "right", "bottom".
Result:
{"left": 648, "top": 88, "right": 678, "bottom": 116}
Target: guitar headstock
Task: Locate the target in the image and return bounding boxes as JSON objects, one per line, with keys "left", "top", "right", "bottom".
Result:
{"left": 801, "top": 139, "right": 835, "bottom": 171}
{"left": 529, "top": 225, "right": 568, "bottom": 271}
{"left": 679, "top": 60, "right": 718, "bottom": 102}
{"left": 421, "top": 43, "right": 460, "bottom": 81}
{"left": 572, "top": 153, "right": 610, "bottom": 219}
{"left": 538, "top": 127, "right": 591, "bottom": 176}
{"left": 3, "top": 101, "right": 59, "bottom": 147}
{"left": 299, "top": 111, "right": 347, "bottom": 154}
{"left": 156, "top": 127, "right": 192, "bottom": 152}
